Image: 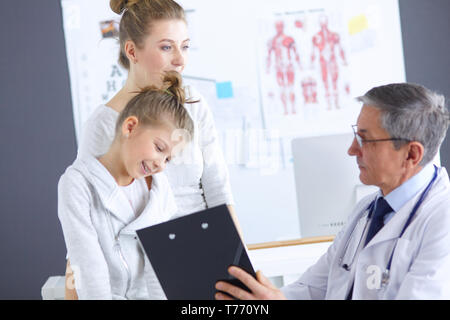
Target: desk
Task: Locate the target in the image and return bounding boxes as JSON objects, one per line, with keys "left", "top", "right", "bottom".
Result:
{"left": 247, "top": 236, "right": 334, "bottom": 287}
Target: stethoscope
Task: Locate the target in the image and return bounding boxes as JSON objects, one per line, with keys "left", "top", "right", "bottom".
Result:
{"left": 339, "top": 165, "right": 438, "bottom": 288}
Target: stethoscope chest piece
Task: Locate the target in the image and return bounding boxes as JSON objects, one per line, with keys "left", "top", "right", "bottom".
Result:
{"left": 381, "top": 269, "right": 390, "bottom": 288}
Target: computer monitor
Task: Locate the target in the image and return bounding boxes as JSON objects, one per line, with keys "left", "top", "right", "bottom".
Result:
{"left": 291, "top": 133, "right": 377, "bottom": 237}
{"left": 291, "top": 133, "right": 442, "bottom": 238}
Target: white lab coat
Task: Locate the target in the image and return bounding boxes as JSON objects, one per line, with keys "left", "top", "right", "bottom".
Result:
{"left": 282, "top": 167, "right": 450, "bottom": 300}
{"left": 58, "top": 156, "right": 177, "bottom": 299}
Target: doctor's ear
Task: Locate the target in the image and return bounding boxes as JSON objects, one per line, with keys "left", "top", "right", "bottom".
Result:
{"left": 121, "top": 116, "right": 140, "bottom": 139}
{"left": 405, "top": 141, "right": 424, "bottom": 168}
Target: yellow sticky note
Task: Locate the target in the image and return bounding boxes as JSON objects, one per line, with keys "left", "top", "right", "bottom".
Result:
{"left": 348, "top": 14, "right": 369, "bottom": 35}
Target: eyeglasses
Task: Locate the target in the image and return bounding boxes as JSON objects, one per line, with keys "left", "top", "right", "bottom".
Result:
{"left": 351, "top": 125, "right": 410, "bottom": 148}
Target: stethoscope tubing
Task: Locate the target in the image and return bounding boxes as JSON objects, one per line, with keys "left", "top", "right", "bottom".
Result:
{"left": 385, "top": 165, "right": 438, "bottom": 272}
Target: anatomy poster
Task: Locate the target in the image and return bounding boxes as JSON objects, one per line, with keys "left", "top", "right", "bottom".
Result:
{"left": 259, "top": 9, "right": 354, "bottom": 137}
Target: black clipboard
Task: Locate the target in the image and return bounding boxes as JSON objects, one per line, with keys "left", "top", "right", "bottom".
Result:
{"left": 136, "top": 204, "right": 256, "bottom": 300}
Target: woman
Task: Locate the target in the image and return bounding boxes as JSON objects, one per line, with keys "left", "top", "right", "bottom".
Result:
{"left": 60, "top": 72, "right": 195, "bottom": 299}
{"left": 65, "top": 0, "right": 242, "bottom": 299}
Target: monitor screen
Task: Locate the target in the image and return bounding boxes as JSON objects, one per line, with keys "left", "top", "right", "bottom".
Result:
{"left": 292, "top": 133, "right": 378, "bottom": 237}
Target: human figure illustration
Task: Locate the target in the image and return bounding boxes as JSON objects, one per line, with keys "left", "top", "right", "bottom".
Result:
{"left": 267, "top": 20, "right": 302, "bottom": 115}
{"left": 311, "top": 14, "right": 347, "bottom": 110}
{"left": 301, "top": 77, "right": 318, "bottom": 104}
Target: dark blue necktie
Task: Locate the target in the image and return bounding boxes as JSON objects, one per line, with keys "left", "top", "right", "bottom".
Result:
{"left": 346, "top": 197, "right": 393, "bottom": 300}
{"left": 364, "top": 197, "right": 393, "bottom": 246}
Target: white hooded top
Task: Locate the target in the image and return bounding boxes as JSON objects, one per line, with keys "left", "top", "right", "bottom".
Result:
{"left": 57, "top": 155, "right": 177, "bottom": 299}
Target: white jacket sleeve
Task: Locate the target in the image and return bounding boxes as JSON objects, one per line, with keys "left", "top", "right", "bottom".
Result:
{"left": 281, "top": 194, "right": 378, "bottom": 300}
{"left": 395, "top": 207, "right": 450, "bottom": 299}
{"left": 196, "top": 94, "right": 235, "bottom": 208}
{"left": 280, "top": 237, "right": 341, "bottom": 300}
{"left": 57, "top": 170, "right": 113, "bottom": 299}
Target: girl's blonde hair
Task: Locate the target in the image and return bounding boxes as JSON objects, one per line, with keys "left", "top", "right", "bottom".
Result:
{"left": 110, "top": 0, "right": 186, "bottom": 70}
{"left": 115, "top": 71, "right": 195, "bottom": 138}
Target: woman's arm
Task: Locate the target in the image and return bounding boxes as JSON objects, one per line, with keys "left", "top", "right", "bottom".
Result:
{"left": 192, "top": 89, "right": 240, "bottom": 221}
{"left": 191, "top": 90, "right": 245, "bottom": 242}
{"left": 227, "top": 204, "right": 244, "bottom": 242}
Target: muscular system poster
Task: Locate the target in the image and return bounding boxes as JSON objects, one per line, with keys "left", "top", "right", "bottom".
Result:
{"left": 258, "top": 1, "right": 405, "bottom": 138}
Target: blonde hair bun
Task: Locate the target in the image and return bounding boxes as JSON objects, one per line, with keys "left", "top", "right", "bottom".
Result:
{"left": 110, "top": 0, "right": 126, "bottom": 14}
{"left": 138, "top": 71, "right": 198, "bottom": 106}
{"left": 115, "top": 70, "right": 196, "bottom": 142}
{"left": 160, "top": 71, "right": 185, "bottom": 105}
{"left": 110, "top": 0, "right": 141, "bottom": 15}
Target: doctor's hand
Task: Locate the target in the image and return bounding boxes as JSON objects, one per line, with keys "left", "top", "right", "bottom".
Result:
{"left": 215, "top": 266, "right": 287, "bottom": 300}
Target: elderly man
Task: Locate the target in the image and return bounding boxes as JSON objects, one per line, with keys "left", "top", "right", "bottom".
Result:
{"left": 216, "top": 83, "right": 450, "bottom": 300}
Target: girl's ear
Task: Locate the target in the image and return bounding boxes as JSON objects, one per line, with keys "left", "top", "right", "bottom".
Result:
{"left": 121, "top": 116, "right": 139, "bottom": 138}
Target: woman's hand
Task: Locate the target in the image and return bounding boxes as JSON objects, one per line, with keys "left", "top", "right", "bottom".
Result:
{"left": 215, "top": 266, "right": 287, "bottom": 300}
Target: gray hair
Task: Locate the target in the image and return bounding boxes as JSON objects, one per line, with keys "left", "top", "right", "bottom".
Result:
{"left": 357, "top": 83, "right": 450, "bottom": 165}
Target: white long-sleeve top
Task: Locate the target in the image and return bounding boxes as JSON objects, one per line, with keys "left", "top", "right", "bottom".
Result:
{"left": 58, "top": 156, "right": 177, "bottom": 299}
{"left": 77, "top": 85, "right": 234, "bottom": 217}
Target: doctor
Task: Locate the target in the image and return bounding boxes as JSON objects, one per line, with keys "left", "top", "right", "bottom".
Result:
{"left": 215, "top": 82, "right": 450, "bottom": 300}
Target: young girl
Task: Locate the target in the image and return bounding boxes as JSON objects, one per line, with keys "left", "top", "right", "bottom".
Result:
{"left": 58, "top": 72, "right": 194, "bottom": 299}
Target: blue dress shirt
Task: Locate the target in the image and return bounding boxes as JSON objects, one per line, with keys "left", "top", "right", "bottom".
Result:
{"left": 379, "top": 163, "right": 436, "bottom": 225}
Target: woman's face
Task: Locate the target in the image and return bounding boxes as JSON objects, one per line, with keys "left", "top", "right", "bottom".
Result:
{"left": 132, "top": 19, "right": 190, "bottom": 86}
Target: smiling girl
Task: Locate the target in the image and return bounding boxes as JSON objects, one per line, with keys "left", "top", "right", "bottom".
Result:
{"left": 58, "top": 72, "right": 194, "bottom": 299}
